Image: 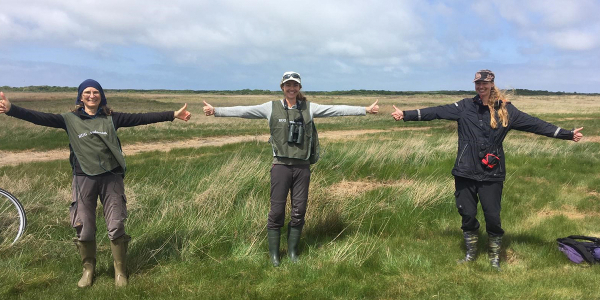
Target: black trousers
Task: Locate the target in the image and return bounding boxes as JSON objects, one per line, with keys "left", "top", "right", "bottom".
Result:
{"left": 454, "top": 176, "right": 504, "bottom": 236}
{"left": 268, "top": 164, "right": 311, "bottom": 230}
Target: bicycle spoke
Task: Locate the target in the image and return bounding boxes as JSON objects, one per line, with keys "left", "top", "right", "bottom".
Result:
{"left": 0, "top": 189, "right": 27, "bottom": 245}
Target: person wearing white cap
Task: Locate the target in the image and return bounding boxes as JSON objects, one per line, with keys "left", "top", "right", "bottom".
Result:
{"left": 203, "top": 71, "right": 379, "bottom": 266}
{"left": 391, "top": 69, "right": 583, "bottom": 271}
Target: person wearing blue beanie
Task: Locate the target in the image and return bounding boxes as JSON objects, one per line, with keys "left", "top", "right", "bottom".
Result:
{"left": 76, "top": 79, "right": 107, "bottom": 107}
{"left": 0, "top": 79, "right": 192, "bottom": 287}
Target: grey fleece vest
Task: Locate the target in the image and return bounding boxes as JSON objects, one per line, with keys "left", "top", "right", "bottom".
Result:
{"left": 62, "top": 112, "right": 126, "bottom": 176}
{"left": 269, "top": 100, "right": 319, "bottom": 164}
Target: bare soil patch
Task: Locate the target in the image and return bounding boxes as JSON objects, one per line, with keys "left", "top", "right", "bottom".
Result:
{"left": 0, "top": 127, "right": 430, "bottom": 167}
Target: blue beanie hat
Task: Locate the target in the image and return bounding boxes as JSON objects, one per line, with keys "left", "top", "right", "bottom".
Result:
{"left": 76, "top": 79, "right": 107, "bottom": 106}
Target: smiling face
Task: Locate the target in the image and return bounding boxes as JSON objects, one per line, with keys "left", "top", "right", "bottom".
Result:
{"left": 80, "top": 87, "right": 102, "bottom": 111}
{"left": 282, "top": 81, "right": 301, "bottom": 101}
{"left": 475, "top": 81, "right": 494, "bottom": 100}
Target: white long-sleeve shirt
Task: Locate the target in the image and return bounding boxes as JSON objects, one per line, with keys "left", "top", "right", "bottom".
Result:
{"left": 214, "top": 100, "right": 366, "bottom": 120}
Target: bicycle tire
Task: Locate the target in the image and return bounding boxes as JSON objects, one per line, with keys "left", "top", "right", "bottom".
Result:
{"left": 0, "top": 188, "right": 27, "bottom": 245}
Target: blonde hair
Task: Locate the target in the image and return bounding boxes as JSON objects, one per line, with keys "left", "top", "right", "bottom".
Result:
{"left": 488, "top": 85, "right": 509, "bottom": 129}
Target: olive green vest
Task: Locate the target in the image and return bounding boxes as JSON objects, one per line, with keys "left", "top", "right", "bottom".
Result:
{"left": 269, "top": 100, "right": 320, "bottom": 164}
{"left": 62, "top": 112, "right": 126, "bottom": 176}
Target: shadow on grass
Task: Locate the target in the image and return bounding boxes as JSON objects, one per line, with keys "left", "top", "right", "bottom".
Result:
{"left": 298, "top": 212, "right": 349, "bottom": 256}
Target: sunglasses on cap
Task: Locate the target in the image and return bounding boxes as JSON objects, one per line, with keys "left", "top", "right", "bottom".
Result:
{"left": 282, "top": 73, "right": 301, "bottom": 80}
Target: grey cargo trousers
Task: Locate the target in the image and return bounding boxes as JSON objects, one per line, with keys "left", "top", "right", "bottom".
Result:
{"left": 70, "top": 173, "right": 128, "bottom": 241}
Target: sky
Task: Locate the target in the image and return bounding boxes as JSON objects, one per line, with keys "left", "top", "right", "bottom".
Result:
{"left": 1, "top": 0, "right": 599, "bottom": 92}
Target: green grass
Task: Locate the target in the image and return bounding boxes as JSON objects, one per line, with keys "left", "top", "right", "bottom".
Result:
{"left": 1, "top": 93, "right": 600, "bottom": 299}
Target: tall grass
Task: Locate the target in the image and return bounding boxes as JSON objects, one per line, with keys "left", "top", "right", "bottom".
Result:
{"left": 1, "top": 93, "right": 599, "bottom": 299}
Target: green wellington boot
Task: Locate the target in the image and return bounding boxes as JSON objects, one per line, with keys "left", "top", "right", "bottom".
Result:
{"left": 488, "top": 234, "right": 502, "bottom": 271}
{"left": 110, "top": 234, "right": 131, "bottom": 287}
{"left": 287, "top": 226, "right": 303, "bottom": 263}
{"left": 74, "top": 239, "right": 96, "bottom": 288}
{"left": 267, "top": 229, "right": 281, "bottom": 267}
{"left": 458, "top": 230, "right": 478, "bottom": 264}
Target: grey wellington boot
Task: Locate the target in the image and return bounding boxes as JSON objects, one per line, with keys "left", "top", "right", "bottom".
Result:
{"left": 267, "top": 229, "right": 281, "bottom": 267}
{"left": 287, "top": 226, "right": 303, "bottom": 263}
{"left": 488, "top": 234, "right": 502, "bottom": 271}
{"left": 74, "top": 239, "right": 96, "bottom": 288}
{"left": 458, "top": 230, "right": 478, "bottom": 264}
{"left": 110, "top": 234, "right": 131, "bottom": 287}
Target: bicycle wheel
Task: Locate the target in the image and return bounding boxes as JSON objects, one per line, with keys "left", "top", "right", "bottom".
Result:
{"left": 0, "top": 188, "right": 27, "bottom": 245}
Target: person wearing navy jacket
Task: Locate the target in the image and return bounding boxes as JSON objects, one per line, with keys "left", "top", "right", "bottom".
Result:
{"left": 391, "top": 70, "right": 583, "bottom": 270}
{"left": 0, "top": 79, "right": 191, "bottom": 287}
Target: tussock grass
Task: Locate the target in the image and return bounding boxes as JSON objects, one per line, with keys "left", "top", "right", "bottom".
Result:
{"left": 1, "top": 93, "right": 600, "bottom": 299}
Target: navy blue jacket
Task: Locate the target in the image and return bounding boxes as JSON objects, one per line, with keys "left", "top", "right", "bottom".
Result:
{"left": 403, "top": 96, "right": 573, "bottom": 182}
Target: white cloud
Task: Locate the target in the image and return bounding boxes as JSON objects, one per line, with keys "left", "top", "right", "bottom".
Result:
{"left": 0, "top": 0, "right": 598, "bottom": 92}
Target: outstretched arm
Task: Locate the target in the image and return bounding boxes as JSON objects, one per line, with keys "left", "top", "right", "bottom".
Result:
{"left": 0, "top": 91, "right": 66, "bottom": 129}
{"left": 204, "top": 100, "right": 271, "bottom": 120}
{"left": 510, "top": 105, "right": 579, "bottom": 141}
{"left": 394, "top": 100, "right": 463, "bottom": 122}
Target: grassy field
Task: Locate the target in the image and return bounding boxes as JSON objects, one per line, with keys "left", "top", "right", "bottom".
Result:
{"left": 1, "top": 92, "right": 600, "bottom": 299}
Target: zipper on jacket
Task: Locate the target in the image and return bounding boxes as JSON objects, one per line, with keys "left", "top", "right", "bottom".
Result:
{"left": 457, "top": 144, "right": 469, "bottom": 167}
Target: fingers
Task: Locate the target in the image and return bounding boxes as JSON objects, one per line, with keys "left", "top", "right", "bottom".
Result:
{"left": 572, "top": 127, "right": 584, "bottom": 142}
{"left": 203, "top": 101, "right": 214, "bottom": 116}
{"left": 182, "top": 103, "right": 191, "bottom": 121}
{"left": 392, "top": 105, "right": 400, "bottom": 111}
{"left": 0, "top": 91, "right": 9, "bottom": 114}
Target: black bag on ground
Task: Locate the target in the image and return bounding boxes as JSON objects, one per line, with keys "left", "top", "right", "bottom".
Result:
{"left": 557, "top": 235, "right": 600, "bottom": 264}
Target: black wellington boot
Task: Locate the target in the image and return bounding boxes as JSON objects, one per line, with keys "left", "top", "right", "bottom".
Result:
{"left": 458, "top": 230, "right": 478, "bottom": 264}
{"left": 267, "top": 229, "right": 281, "bottom": 267}
{"left": 287, "top": 226, "right": 303, "bottom": 263}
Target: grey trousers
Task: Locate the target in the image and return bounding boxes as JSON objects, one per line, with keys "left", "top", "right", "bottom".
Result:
{"left": 268, "top": 164, "right": 311, "bottom": 230}
{"left": 70, "top": 174, "right": 128, "bottom": 241}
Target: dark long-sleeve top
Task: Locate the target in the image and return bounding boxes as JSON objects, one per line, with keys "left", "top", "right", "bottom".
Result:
{"left": 6, "top": 104, "right": 175, "bottom": 176}
{"left": 403, "top": 95, "right": 574, "bottom": 182}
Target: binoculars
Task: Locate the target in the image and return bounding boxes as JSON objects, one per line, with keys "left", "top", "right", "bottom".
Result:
{"left": 287, "top": 120, "right": 304, "bottom": 144}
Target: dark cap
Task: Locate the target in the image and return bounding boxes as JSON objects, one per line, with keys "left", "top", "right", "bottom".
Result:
{"left": 473, "top": 69, "right": 495, "bottom": 82}
{"left": 76, "top": 79, "right": 107, "bottom": 106}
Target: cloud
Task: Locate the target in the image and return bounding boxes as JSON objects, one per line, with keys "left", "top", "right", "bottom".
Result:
{"left": 476, "top": 0, "right": 600, "bottom": 52}
{"left": 0, "top": 0, "right": 598, "bottom": 92}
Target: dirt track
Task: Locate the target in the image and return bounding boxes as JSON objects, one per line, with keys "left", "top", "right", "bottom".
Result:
{"left": 0, "top": 128, "right": 431, "bottom": 167}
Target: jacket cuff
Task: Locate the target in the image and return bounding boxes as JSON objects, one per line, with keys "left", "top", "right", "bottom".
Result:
{"left": 403, "top": 109, "right": 420, "bottom": 121}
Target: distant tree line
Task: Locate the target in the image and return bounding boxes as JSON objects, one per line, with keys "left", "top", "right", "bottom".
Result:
{"left": 0, "top": 85, "right": 597, "bottom": 96}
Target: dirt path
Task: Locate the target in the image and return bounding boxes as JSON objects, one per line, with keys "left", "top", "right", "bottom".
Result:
{"left": 0, "top": 127, "right": 430, "bottom": 167}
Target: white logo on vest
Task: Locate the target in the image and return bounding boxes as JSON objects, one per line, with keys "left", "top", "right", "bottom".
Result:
{"left": 78, "top": 130, "right": 108, "bottom": 139}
